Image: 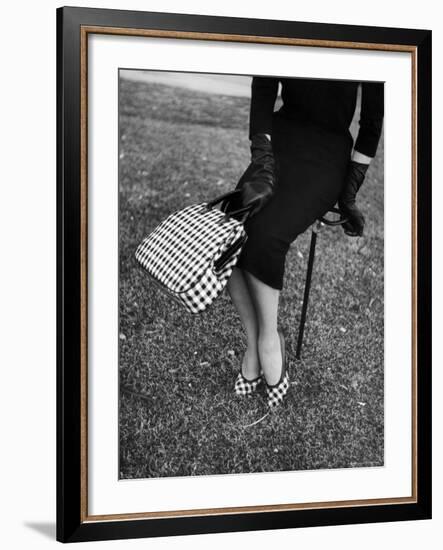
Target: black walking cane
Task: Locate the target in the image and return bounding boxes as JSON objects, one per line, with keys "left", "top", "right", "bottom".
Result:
{"left": 295, "top": 207, "right": 348, "bottom": 360}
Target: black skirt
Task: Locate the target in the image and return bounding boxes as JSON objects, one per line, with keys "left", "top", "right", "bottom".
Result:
{"left": 235, "top": 110, "right": 353, "bottom": 290}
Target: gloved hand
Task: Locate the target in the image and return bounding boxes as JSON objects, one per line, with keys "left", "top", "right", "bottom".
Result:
{"left": 338, "top": 159, "right": 369, "bottom": 237}
{"left": 236, "top": 133, "right": 276, "bottom": 217}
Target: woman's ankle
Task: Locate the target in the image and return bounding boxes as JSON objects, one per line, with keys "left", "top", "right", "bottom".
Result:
{"left": 258, "top": 330, "right": 282, "bottom": 385}
{"left": 241, "top": 346, "right": 261, "bottom": 379}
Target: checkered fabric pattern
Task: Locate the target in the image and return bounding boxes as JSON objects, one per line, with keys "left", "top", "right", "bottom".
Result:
{"left": 266, "top": 371, "right": 290, "bottom": 409}
{"left": 135, "top": 202, "right": 247, "bottom": 314}
{"left": 234, "top": 372, "right": 263, "bottom": 396}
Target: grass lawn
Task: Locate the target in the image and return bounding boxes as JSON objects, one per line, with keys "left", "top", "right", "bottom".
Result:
{"left": 118, "top": 77, "right": 384, "bottom": 479}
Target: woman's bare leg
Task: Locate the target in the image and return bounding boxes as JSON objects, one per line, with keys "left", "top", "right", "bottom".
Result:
{"left": 226, "top": 267, "right": 260, "bottom": 379}
{"left": 243, "top": 271, "right": 282, "bottom": 385}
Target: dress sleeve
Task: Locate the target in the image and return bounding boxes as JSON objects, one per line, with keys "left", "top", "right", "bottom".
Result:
{"left": 248, "top": 76, "right": 279, "bottom": 139}
{"left": 354, "top": 82, "right": 384, "bottom": 158}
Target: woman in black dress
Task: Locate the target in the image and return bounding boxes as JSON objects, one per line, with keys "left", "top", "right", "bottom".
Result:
{"left": 226, "top": 76, "right": 384, "bottom": 409}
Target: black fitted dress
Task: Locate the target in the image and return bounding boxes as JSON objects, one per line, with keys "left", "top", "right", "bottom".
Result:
{"left": 235, "top": 77, "right": 384, "bottom": 290}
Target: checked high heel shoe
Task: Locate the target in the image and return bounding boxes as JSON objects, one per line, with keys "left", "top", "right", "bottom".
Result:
{"left": 234, "top": 371, "right": 263, "bottom": 396}
{"left": 234, "top": 353, "right": 263, "bottom": 397}
{"left": 265, "top": 330, "right": 290, "bottom": 409}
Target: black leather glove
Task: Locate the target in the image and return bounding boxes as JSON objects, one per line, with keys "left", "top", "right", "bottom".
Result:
{"left": 338, "top": 160, "right": 369, "bottom": 237}
{"left": 236, "top": 133, "right": 276, "bottom": 216}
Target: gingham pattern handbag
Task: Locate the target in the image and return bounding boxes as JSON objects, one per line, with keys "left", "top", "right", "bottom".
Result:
{"left": 135, "top": 190, "right": 252, "bottom": 314}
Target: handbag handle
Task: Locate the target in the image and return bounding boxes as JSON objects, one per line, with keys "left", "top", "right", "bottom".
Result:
{"left": 213, "top": 233, "right": 248, "bottom": 273}
{"left": 206, "top": 189, "right": 241, "bottom": 209}
{"left": 206, "top": 189, "right": 254, "bottom": 223}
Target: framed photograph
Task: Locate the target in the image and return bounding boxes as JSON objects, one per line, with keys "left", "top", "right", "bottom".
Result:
{"left": 56, "top": 6, "right": 432, "bottom": 543}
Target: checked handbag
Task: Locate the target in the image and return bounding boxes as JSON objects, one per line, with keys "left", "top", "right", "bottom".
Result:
{"left": 135, "top": 190, "right": 253, "bottom": 314}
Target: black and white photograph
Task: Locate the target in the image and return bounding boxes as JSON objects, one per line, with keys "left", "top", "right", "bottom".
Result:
{"left": 1, "top": 0, "right": 437, "bottom": 545}
{"left": 54, "top": 4, "right": 431, "bottom": 544}
{"left": 118, "top": 69, "right": 384, "bottom": 480}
